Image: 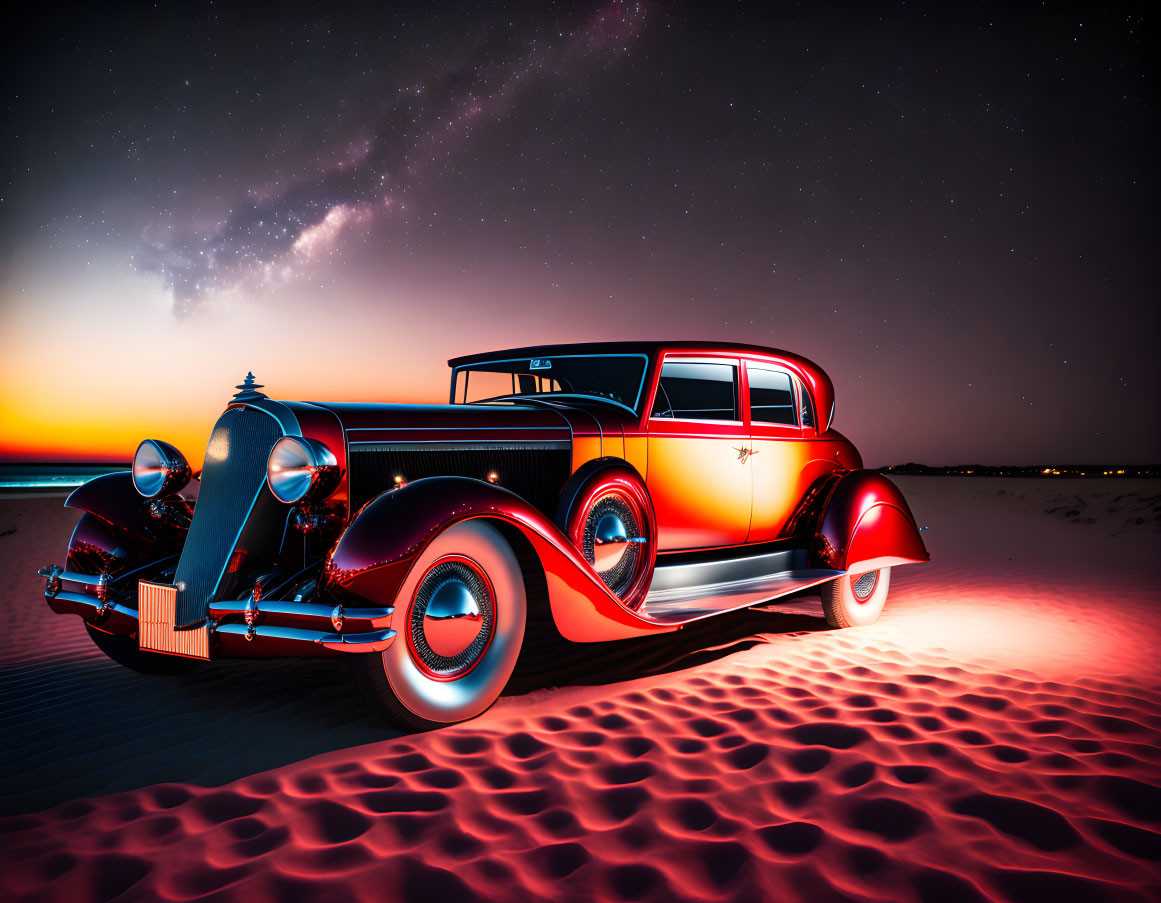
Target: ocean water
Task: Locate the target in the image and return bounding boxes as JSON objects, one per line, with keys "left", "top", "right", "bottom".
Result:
{"left": 0, "top": 464, "right": 129, "bottom": 490}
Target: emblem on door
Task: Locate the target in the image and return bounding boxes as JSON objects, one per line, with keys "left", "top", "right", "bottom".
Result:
{"left": 734, "top": 447, "right": 757, "bottom": 463}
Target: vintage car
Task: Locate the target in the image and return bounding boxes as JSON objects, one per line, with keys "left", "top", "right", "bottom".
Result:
{"left": 39, "top": 342, "right": 928, "bottom": 729}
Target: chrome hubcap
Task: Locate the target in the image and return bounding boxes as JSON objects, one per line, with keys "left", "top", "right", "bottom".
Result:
{"left": 593, "top": 512, "right": 630, "bottom": 571}
{"left": 851, "top": 570, "right": 878, "bottom": 601}
{"left": 583, "top": 496, "right": 642, "bottom": 596}
{"left": 409, "top": 559, "right": 494, "bottom": 676}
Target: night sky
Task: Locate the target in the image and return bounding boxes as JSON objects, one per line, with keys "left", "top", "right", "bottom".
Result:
{"left": 2, "top": 1, "right": 1156, "bottom": 466}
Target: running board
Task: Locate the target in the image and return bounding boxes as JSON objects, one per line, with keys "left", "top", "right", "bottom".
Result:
{"left": 642, "top": 549, "right": 843, "bottom": 625}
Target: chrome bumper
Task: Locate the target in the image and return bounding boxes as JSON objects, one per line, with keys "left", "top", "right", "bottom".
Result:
{"left": 212, "top": 623, "right": 396, "bottom": 657}
{"left": 38, "top": 565, "right": 396, "bottom": 659}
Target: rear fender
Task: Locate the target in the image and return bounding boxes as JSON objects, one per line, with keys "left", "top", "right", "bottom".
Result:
{"left": 812, "top": 470, "right": 929, "bottom": 572}
{"left": 322, "top": 476, "right": 676, "bottom": 643}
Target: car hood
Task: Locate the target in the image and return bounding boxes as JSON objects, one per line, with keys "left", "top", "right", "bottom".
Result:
{"left": 303, "top": 400, "right": 633, "bottom": 447}
{"left": 306, "top": 402, "right": 572, "bottom": 444}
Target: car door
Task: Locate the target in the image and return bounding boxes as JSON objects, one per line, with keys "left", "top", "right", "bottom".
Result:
{"left": 746, "top": 362, "right": 814, "bottom": 543}
{"left": 646, "top": 357, "right": 752, "bottom": 550}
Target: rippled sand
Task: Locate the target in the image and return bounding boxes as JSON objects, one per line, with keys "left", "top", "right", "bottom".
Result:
{"left": 1, "top": 478, "right": 1159, "bottom": 902}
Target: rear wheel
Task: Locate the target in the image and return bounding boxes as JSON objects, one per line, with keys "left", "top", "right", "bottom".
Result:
{"left": 821, "top": 567, "right": 892, "bottom": 628}
{"left": 85, "top": 622, "right": 200, "bottom": 674}
{"left": 353, "top": 519, "right": 526, "bottom": 730}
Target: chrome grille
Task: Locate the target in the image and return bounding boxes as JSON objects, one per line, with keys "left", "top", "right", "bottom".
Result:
{"left": 173, "top": 407, "right": 281, "bottom": 626}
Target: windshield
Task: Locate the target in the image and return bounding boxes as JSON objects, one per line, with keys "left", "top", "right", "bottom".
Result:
{"left": 451, "top": 354, "right": 649, "bottom": 414}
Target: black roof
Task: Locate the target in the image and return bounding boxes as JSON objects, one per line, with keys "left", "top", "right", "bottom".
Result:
{"left": 448, "top": 340, "right": 808, "bottom": 368}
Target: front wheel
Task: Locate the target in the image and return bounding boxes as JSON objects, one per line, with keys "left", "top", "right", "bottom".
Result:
{"left": 353, "top": 519, "right": 526, "bottom": 731}
{"left": 821, "top": 567, "right": 892, "bottom": 628}
{"left": 85, "top": 622, "right": 200, "bottom": 674}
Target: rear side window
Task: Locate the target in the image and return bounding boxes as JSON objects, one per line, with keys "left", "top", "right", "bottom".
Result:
{"left": 749, "top": 368, "right": 797, "bottom": 425}
{"left": 800, "top": 383, "right": 816, "bottom": 428}
{"left": 650, "top": 361, "right": 738, "bottom": 421}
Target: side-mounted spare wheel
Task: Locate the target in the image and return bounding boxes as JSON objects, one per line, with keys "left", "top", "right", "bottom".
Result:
{"left": 821, "top": 567, "right": 892, "bottom": 628}
{"left": 555, "top": 460, "right": 657, "bottom": 612}
{"left": 353, "top": 519, "right": 526, "bottom": 731}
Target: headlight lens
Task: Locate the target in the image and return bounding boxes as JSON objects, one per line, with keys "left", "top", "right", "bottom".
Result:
{"left": 267, "top": 436, "right": 339, "bottom": 504}
{"left": 132, "top": 439, "right": 192, "bottom": 498}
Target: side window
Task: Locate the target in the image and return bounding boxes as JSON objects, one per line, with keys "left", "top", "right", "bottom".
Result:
{"left": 799, "top": 381, "right": 816, "bottom": 429}
{"left": 650, "top": 361, "right": 738, "bottom": 421}
{"left": 748, "top": 368, "right": 798, "bottom": 426}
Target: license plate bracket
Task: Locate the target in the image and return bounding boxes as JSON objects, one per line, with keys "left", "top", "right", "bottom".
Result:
{"left": 138, "top": 581, "right": 210, "bottom": 660}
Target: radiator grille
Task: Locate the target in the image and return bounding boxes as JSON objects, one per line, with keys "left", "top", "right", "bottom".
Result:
{"left": 349, "top": 444, "right": 571, "bottom": 514}
{"left": 139, "top": 581, "right": 209, "bottom": 659}
{"left": 173, "top": 407, "right": 281, "bottom": 626}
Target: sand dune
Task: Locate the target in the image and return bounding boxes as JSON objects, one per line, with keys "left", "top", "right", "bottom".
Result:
{"left": 1, "top": 478, "right": 1159, "bottom": 902}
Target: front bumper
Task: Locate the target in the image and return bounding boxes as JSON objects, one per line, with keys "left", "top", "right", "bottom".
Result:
{"left": 38, "top": 566, "right": 395, "bottom": 659}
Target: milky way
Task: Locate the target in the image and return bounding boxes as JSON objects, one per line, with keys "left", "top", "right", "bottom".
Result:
{"left": 5, "top": 1, "right": 1156, "bottom": 464}
{"left": 135, "top": 2, "right": 645, "bottom": 318}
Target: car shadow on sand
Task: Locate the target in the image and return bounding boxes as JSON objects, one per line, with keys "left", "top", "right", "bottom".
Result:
{"left": 0, "top": 599, "right": 828, "bottom": 816}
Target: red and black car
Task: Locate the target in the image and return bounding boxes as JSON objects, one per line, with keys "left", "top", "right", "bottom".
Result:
{"left": 39, "top": 342, "right": 928, "bottom": 728}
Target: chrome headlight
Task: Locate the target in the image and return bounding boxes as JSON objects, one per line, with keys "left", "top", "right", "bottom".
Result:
{"left": 267, "top": 436, "right": 339, "bottom": 504}
{"left": 132, "top": 439, "right": 192, "bottom": 498}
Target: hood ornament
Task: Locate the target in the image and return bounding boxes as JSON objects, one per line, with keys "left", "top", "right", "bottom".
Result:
{"left": 233, "top": 371, "right": 267, "bottom": 401}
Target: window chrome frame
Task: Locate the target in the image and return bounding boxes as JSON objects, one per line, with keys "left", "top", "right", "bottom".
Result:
{"left": 450, "top": 353, "right": 650, "bottom": 416}
{"left": 648, "top": 356, "right": 744, "bottom": 426}
{"left": 745, "top": 362, "right": 801, "bottom": 428}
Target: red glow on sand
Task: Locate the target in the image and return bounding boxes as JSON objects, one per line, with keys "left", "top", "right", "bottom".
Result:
{"left": 1, "top": 480, "right": 1158, "bottom": 902}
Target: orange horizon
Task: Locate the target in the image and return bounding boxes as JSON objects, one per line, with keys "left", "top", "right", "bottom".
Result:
{"left": 0, "top": 385, "right": 446, "bottom": 467}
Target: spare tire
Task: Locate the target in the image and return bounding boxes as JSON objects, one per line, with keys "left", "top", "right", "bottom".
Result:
{"left": 555, "top": 459, "right": 656, "bottom": 611}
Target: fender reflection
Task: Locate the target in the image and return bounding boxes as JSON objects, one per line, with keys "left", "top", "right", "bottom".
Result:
{"left": 813, "top": 470, "right": 929, "bottom": 572}
{"left": 323, "top": 476, "right": 676, "bottom": 643}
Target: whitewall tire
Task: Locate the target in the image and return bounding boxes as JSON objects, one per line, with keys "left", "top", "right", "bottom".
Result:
{"left": 821, "top": 567, "right": 891, "bottom": 628}
{"left": 354, "top": 519, "right": 526, "bottom": 730}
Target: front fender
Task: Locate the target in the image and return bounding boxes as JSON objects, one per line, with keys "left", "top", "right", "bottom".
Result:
{"left": 65, "top": 472, "right": 156, "bottom": 541}
{"left": 322, "top": 476, "right": 675, "bottom": 643}
{"left": 64, "top": 472, "right": 192, "bottom": 567}
{"left": 812, "top": 470, "right": 929, "bottom": 572}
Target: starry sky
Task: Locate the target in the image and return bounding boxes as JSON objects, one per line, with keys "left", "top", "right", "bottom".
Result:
{"left": 1, "top": 1, "right": 1156, "bottom": 466}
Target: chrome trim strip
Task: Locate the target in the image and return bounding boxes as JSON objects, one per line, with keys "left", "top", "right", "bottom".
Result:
{"left": 208, "top": 598, "right": 394, "bottom": 629}
{"left": 315, "top": 628, "right": 397, "bottom": 652}
{"left": 645, "top": 567, "right": 843, "bottom": 606}
{"left": 647, "top": 550, "right": 805, "bottom": 594}
{"left": 348, "top": 441, "right": 571, "bottom": 452}
{"left": 746, "top": 362, "right": 805, "bottom": 428}
{"left": 643, "top": 570, "right": 844, "bottom": 624}
{"left": 491, "top": 394, "right": 639, "bottom": 417}
{"left": 648, "top": 417, "right": 746, "bottom": 427}
{"left": 235, "top": 398, "right": 303, "bottom": 437}
{"left": 45, "top": 589, "right": 138, "bottom": 622}
{"left": 497, "top": 397, "right": 579, "bottom": 457}
{"left": 345, "top": 426, "right": 568, "bottom": 432}
{"left": 213, "top": 622, "right": 396, "bottom": 653}
{"left": 450, "top": 352, "right": 651, "bottom": 414}
{"left": 38, "top": 566, "right": 103, "bottom": 588}
{"left": 203, "top": 405, "right": 293, "bottom": 608}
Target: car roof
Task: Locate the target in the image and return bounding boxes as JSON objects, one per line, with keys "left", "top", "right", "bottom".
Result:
{"left": 448, "top": 341, "right": 837, "bottom": 429}
{"left": 448, "top": 341, "right": 818, "bottom": 369}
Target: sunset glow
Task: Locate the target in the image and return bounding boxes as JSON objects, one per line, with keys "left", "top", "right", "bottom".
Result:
{"left": 2, "top": 2, "right": 1155, "bottom": 467}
